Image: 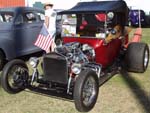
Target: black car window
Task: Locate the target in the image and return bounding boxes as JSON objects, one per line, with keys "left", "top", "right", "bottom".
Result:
{"left": 0, "top": 15, "right": 3, "bottom": 22}
{"left": 0, "top": 12, "right": 14, "bottom": 23}
{"left": 35, "top": 12, "right": 45, "bottom": 21}
{"left": 23, "top": 12, "right": 37, "bottom": 23}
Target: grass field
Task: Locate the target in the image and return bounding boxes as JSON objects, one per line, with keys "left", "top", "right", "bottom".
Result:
{"left": 0, "top": 28, "right": 150, "bottom": 113}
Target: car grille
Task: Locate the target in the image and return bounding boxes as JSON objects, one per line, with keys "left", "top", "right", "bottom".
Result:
{"left": 43, "top": 53, "right": 68, "bottom": 84}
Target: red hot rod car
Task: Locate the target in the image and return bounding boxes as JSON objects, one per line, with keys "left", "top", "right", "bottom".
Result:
{"left": 1, "top": 1, "right": 149, "bottom": 112}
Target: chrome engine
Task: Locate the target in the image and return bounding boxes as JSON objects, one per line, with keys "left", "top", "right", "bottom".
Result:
{"left": 55, "top": 42, "right": 95, "bottom": 64}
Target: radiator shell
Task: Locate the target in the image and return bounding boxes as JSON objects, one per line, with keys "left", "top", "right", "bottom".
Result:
{"left": 43, "top": 53, "right": 68, "bottom": 84}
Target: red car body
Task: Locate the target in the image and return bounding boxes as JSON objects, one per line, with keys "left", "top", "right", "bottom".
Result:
{"left": 63, "top": 36, "right": 128, "bottom": 68}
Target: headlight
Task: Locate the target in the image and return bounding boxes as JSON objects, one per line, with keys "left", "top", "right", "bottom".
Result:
{"left": 71, "top": 63, "right": 82, "bottom": 75}
{"left": 29, "top": 57, "right": 39, "bottom": 68}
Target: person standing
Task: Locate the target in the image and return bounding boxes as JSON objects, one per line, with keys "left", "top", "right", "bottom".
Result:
{"left": 44, "top": 2, "right": 57, "bottom": 51}
{"left": 44, "top": 2, "right": 56, "bottom": 38}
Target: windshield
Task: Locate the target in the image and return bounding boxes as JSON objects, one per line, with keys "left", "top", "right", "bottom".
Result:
{"left": 61, "top": 13, "right": 116, "bottom": 38}
{"left": 0, "top": 12, "right": 14, "bottom": 23}
{"left": 61, "top": 14, "right": 77, "bottom": 36}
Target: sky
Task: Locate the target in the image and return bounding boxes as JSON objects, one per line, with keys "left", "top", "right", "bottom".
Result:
{"left": 125, "top": 0, "right": 150, "bottom": 13}
{"left": 28, "top": 0, "right": 150, "bottom": 14}
{"left": 51, "top": 0, "right": 150, "bottom": 13}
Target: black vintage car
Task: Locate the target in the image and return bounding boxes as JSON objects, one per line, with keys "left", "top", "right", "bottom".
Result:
{"left": 0, "top": 7, "right": 44, "bottom": 70}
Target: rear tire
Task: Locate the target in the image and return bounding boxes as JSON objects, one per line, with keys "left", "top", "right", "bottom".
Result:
{"left": 74, "top": 69, "right": 99, "bottom": 112}
{"left": 125, "top": 42, "right": 149, "bottom": 73}
{"left": 1, "top": 59, "right": 29, "bottom": 94}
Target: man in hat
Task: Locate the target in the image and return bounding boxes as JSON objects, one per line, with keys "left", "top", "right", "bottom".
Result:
{"left": 44, "top": 2, "right": 56, "bottom": 37}
{"left": 43, "top": 2, "right": 57, "bottom": 51}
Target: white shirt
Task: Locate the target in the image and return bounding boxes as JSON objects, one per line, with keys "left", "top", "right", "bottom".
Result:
{"left": 45, "top": 8, "right": 56, "bottom": 36}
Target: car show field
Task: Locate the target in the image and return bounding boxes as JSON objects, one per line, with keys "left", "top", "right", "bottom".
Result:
{"left": 0, "top": 28, "right": 149, "bottom": 113}
{"left": 0, "top": 0, "right": 150, "bottom": 112}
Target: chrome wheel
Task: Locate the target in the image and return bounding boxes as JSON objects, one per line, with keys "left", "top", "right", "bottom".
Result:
{"left": 144, "top": 49, "right": 149, "bottom": 68}
{"left": 8, "top": 65, "right": 28, "bottom": 89}
{"left": 82, "top": 76, "right": 97, "bottom": 106}
{"left": 74, "top": 70, "right": 99, "bottom": 112}
{"left": 1, "top": 59, "right": 28, "bottom": 94}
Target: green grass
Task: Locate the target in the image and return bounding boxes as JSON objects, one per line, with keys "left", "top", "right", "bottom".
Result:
{"left": 141, "top": 28, "right": 150, "bottom": 44}
{"left": 0, "top": 28, "right": 150, "bottom": 113}
{"left": 129, "top": 28, "right": 150, "bottom": 44}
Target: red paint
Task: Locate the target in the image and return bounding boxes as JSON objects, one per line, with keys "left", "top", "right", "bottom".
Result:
{"left": 63, "top": 37, "right": 122, "bottom": 68}
{"left": 79, "top": 25, "right": 84, "bottom": 30}
{"left": 131, "top": 28, "right": 142, "bottom": 42}
{"left": 95, "top": 13, "right": 106, "bottom": 22}
{"left": 82, "top": 20, "right": 88, "bottom": 26}
{"left": 125, "top": 28, "right": 142, "bottom": 48}
{"left": 0, "top": 0, "right": 25, "bottom": 8}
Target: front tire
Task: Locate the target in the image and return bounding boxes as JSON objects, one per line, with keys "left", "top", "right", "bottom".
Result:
{"left": 1, "top": 59, "right": 29, "bottom": 94}
{"left": 74, "top": 69, "right": 99, "bottom": 112}
{"left": 125, "top": 42, "right": 149, "bottom": 73}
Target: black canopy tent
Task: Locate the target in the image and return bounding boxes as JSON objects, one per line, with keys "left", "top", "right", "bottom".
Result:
{"left": 59, "top": 0, "right": 129, "bottom": 37}
{"left": 59, "top": 0, "right": 128, "bottom": 14}
{"left": 59, "top": 0, "right": 129, "bottom": 24}
{"left": 59, "top": 0, "right": 129, "bottom": 27}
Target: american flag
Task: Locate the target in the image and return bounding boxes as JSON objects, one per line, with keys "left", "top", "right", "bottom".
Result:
{"left": 34, "top": 24, "right": 55, "bottom": 53}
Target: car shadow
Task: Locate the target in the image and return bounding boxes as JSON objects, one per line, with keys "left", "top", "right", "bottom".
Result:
{"left": 120, "top": 69, "right": 150, "bottom": 113}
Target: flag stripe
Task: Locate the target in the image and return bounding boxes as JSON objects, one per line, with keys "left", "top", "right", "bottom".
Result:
{"left": 43, "top": 34, "right": 51, "bottom": 51}
{"left": 34, "top": 24, "right": 55, "bottom": 53}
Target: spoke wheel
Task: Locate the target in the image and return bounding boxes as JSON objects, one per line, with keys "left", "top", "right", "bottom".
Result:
{"left": 82, "top": 76, "right": 97, "bottom": 107}
{"left": 74, "top": 69, "right": 99, "bottom": 112}
{"left": 1, "top": 59, "right": 29, "bottom": 94}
